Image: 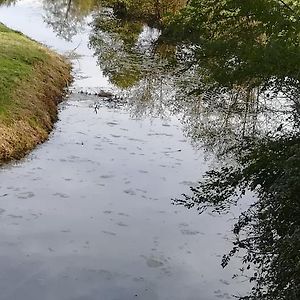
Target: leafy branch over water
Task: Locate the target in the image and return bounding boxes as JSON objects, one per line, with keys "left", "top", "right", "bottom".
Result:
{"left": 174, "top": 134, "right": 300, "bottom": 299}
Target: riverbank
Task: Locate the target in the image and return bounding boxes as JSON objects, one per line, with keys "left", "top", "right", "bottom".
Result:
{"left": 0, "top": 23, "right": 71, "bottom": 163}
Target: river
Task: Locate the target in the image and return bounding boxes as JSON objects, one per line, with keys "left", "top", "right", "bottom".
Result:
{"left": 0, "top": 1, "right": 251, "bottom": 299}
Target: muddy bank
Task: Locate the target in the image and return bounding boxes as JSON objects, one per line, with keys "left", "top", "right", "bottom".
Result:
{"left": 0, "top": 23, "right": 71, "bottom": 163}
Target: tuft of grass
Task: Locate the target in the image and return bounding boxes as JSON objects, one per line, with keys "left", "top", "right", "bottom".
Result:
{"left": 0, "top": 23, "right": 72, "bottom": 162}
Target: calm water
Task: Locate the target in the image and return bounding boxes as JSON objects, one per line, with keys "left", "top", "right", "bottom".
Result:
{"left": 0, "top": 1, "right": 251, "bottom": 299}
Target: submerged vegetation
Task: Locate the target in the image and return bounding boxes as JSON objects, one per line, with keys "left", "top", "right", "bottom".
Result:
{"left": 0, "top": 23, "right": 71, "bottom": 162}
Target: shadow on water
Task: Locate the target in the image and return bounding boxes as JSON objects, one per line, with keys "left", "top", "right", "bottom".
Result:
{"left": 1, "top": 0, "right": 300, "bottom": 299}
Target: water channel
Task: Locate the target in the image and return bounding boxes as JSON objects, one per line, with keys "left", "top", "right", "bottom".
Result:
{"left": 0, "top": 1, "right": 252, "bottom": 299}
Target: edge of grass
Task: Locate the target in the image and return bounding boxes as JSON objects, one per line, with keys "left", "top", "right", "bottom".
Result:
{"left": 0, "top": 23, "right": 72, "bottom": 163}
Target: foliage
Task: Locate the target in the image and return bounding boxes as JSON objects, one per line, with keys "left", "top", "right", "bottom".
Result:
{"left": 89, "top": 7, "right": 177, "bottom": 90}
{"left": 163, "top": 0, "right": 300, "bottom": 94}
{"left": 102, "top": 0, "right": 187, "bottom": 26}
{"left": 89, "top": 10, "right": 144, "bottom": 88}
{"left": 175, "top": 134, "right": 300, "bottom": 299}
{"left": 88, "top": 1, "right": 300, "bottom": 298}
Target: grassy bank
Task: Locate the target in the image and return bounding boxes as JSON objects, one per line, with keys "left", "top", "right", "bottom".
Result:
{"left": 0, "top": 23, "right": 71, "bottom": 163}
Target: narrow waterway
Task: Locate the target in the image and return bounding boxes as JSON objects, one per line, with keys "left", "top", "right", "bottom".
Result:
{"left": 0, "top": 1, "right": 251, "bottom": 299}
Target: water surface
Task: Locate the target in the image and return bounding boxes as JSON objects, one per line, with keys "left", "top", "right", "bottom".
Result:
{"left": 0, "top": 1, "right": 251, "bottom": 299}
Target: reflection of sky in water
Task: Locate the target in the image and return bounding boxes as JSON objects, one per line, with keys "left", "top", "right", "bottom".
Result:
{"left": 0, "top": 0, "right": 111, "bottom": 89}
{"left": 0, "top": 1, "right": 252, "bottom": 299}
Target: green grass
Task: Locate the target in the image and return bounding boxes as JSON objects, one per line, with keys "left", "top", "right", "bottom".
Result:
{"left": 0, "top": 23, "right": 71, "bottom": 162}
{"left": 0, "top": 23, "right": 47, "bottom": 116}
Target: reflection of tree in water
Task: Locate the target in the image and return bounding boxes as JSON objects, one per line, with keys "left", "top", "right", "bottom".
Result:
{"left": 174, "top": 133, "right": 300, "bottom": 299}
{"left": 89, "top": 7, "right": 297, "bottom": 153}
{"left": 167, "top": 1, "right": 300, "bottom": 299}
{"left": 89, "top": 2, "right": 300, "bottom": 299}
{"left": 42, "top": 0, "right": 99, "bottom": 41}
{"left": 89, "top": 9, "right": 178, "bottom": 118}
{"left": 0, "top": 0, "right": 16, "bottom": 5}
{"left": 174, "top": 84, "right": 296, "bottom": 158}
{"left": 89, "top": 9, "right": 144, "bottom": 88}
{"left": 40, "top": 0, "right": 188, "bottom": 42}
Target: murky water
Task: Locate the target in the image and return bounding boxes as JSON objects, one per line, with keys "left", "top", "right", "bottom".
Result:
{"left": 0, "top": 1, "right": 251, "bottom": 299}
